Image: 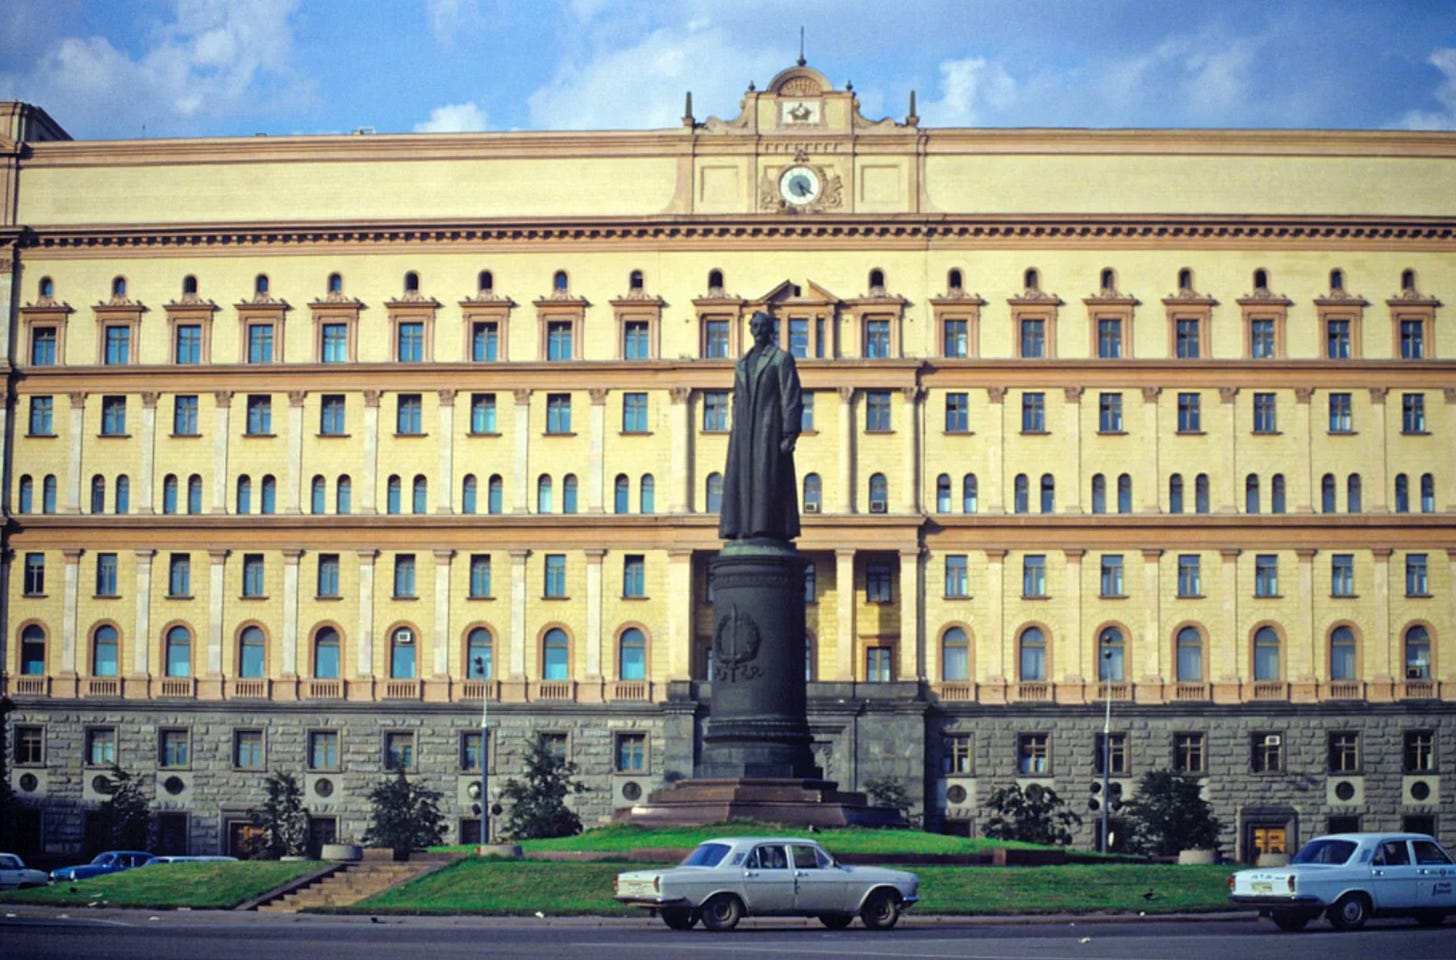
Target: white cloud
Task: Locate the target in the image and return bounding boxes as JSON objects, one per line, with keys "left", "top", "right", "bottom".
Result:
{"left": 427, "top": 0, "right": 487, "bottom": 49}
{"left": 414, "top": 101, "right": 489, "bottom": 133}
{"left": 1398, "top": 48, "right": 1456, "bottom": 130}
{"left": 919, "top": 57, "right": 1016, "bottom": 126}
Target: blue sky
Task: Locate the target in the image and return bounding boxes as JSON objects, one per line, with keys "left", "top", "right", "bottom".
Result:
{"left": 2, "top": 1, "right": 1454, "bottom": 140}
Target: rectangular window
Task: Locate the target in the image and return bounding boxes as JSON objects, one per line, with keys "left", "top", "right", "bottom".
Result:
{"left": 1326, "top": 319, "right": 1351, "bottom": 359}
{"left": 788, "top": 318, "right": 809, "bottom": 358}
{"left": 944, "top": 555, "right": 968, "bottom": 598}
{"left": 1023, "top": 554, "right": 1047, "bottom": 598}
{"left": 173, "top": 395, "right": 199, "bottom": 436}
{"left": 95, "top": 552, "right": 118, "bottom": 597}
{"left": 23, "top": 552, "right": 46, "bottom": 596}
{"left": 233, "top": 729, "right": 264, "bottom": 769}
{"left": 467, "top": 554, "right": 491, "bottom": 598}
{"left": 1098, "top": 392, "right": 1123, "bottom": 433}
{"left": 1252, "top": 393, "right": 1277, "bottom": 433}
{"left": 1176, "top": 392, "right": 1201, "bottom": 432}
{"left": 1254, "top": 554, "right": 1279, "bottom": 597}
{"left": 1176, "top": 555, "right": 1202, "bottom": 597}
{"left": 168, "top": 553, "right": 191, "bottom": 597}
{"left": 1174, "top": 732, "right": 1207, "bottom": 774}
{"left": 1017, "top": 733, "right": 1050, "bottom": 775}
{"left": 623, "top": 321, "right": 650, "bottom": 360}
{"left": 703, "top": 319, "right": 729, "bottom": 358}
{"left": 865, "top": 390, "right": 892, "bottom": 432}
{"left": 460, "top": 731, "right": 485, "bottom": 772}
{"left": 308, "top": 731, "right": 340, "bottom": 770}
{"left": 1175, "top": 318, "right": 1201, "bottom": 358}
{"left": 384, "top": 732, "right": 415, "bottom": 771}
{"left": 801, "top": 392, "right": 815, "bottom": 432}
{"left": 394, "top": 554, "right": 416, "bottom": 598}
{"left": 1400, "top": 319, "right": 1425, "bottom": 359}
{"left": 545, "top": 393, "right": 571, "bottom": 434}
{"left": 1403, "top": 731, "right": 1436, "bottom": 772}
{"left": 28, "top": 395, "right": 54, "bottom": 436}
{"left": 864, "top": 319, "right": 891, "bottom": 358}
{"left": 471, "top": 321, "right": 499, "bottom": 361}
{"left": 1021, "top": 392, "right": 1045, "bottom": 432}
{"left": 615, "top": 733, "right": 647, "bottom": 773}
{"left": 544, "top": 554, "right": 567, "bottom": 598}
{"left": 1019, "top": 318, "right": 1045, "bottom": 358}
{"left": 622, "top": 392, "right": 648, "bottom": 433}
{"left": 101, "top": 395, "right": 127, "bottom": 435}
{"left": 942, "top": 734, "right": 972, "bottom": 775}
{"left": 397, "top": 322, "right": 424, "bottom": 362}
{"left": 317, "top": 554, "right": 340, "bottom": 598}
{"left": 16, "top": 725, "right": 45, "bottom": 765}
{"left": 246, "top": 324, "right": 274, "bottom": 363}
{"left": 623, "top": 554, "right": 645, "bottom": 598}
{"left": 159, "top": 729, "right": 190, "bottom": 768}
{"left": 546, "top": 320, "right": 573, "bottom": 361}
{"left": 242, "top": 554, "right": 265, "bottom": 598}
{"left": 467, "top": 392, "right": 498, "bottom": 434}
{"left": 865, "top": 646, "right": 893, "bottom": 682}
{"left": 174, "top": 324, "right": 202, "bottom": 364}
{"left": 31, "top": 326, "right": 57, "bottom": 365}
{"left": 541, "top": 733, "right": 568, "bottom": 765}
{"left": 104, "top": 325, "right": 131, "bottom": 364}
{"left": 803, "top": 562, "right": 816, "bottom": 603}
{"left": 1328, "top": 392, "right": 1353, "bottom": 432}
{"left": 1099, "top": 554, "right": 1124, "bottom": 597}
{"left": 1097, "top": 317, "right": 1123, "bottom": 358}
{"left": 1327, "top": 732, "right": 1360, "bottom": 773}
{"left": 321, "top": 323, "right": 348, "bottom": 363}
{"left": 1406, "top": 553, "right": 1429, "bottom": 596}
{"left": 702, "top": 391, "right": 729, "bottom": 431}
{"left": 87, "top": 727, "right": 117, "bottom": 766}
{"left": 396, "top": 394, "right": 423, "bottom": 435}
{"left": 865, "top": 562, "right": 893, "bottom": 603}
{"left": 944, "top": 392, "right": 969, "bottom": 432}
{"left": 1094, "top": 732, "right": 1129, "bottom": 776}
{"left": 246, "top": 395, "right": 272, "bottom": 435}
{"left": 1251, "top": 732, "right": 1284, "bottom": 773}
{"left": 943, "top": 318, "right": 968, "bottom": 358}
{"left": 320, "top": 394, "right": 346, "bottom": 435}
{"left": 1331, "top": 554, "right": 1355, "bottom": 597}
{"left": 1402, "top": 393, "right": 1427, "bottom": 433}
{"left": 1250, "top": 318, "right": 1276, "bottom": 358}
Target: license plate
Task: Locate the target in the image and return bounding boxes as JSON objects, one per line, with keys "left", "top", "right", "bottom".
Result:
{"left": 1252, "top": 881, "right": 1272, "bottom": 894}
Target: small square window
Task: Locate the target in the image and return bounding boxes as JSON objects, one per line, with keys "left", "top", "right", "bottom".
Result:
{"left": 1017, "top": 732, "right": 1050, "bottom": 775}
{"left": 1174, "top": 732, "right": 1207, "bottom": 775}
{"left": 1251, "top": 732, "right": 1284, "bottom": 773}
{"left": 865, "top": 562, "right": 893, "bottom": 603}
{"left": 615, "top": 733, "right": 647, "bottom": 773}
{"left": 233, "top": 729, "right": 264, "bottom": 769}
{"left": 86, "top": 727, "right": 117, "bottom": 766}
{"left": 309, "top": 731, "right": 340, "bottom": 771}
{"left": 384, "top": 731, "right": 416, "bottom": 771}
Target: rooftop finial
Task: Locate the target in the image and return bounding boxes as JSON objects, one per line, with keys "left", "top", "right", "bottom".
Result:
{"left": 797, "top": 27, "right": 806, "bottom": 67}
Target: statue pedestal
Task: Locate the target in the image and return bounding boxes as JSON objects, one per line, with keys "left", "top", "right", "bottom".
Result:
{"left": 616, "top": 777, "right": 905, "bottom": 828}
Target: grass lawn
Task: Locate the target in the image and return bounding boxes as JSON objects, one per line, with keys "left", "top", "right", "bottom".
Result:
{"left": 0, "top": 860, "right": 320, "bottom": 909}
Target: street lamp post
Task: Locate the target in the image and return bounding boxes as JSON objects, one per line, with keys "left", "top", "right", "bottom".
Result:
{"left": 1100, "top": 639, "right": 1113, "bottom": 854}
{"left": 473, "top": 656, "right": 490, "bottom": 845}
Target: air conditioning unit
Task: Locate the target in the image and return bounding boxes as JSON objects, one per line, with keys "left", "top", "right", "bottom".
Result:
{"left": 612, "top": 775, "right": 651, "bottom": 809}
{"left": 156, "top": 771, "right": 193, "bottom": 799}
{"left": 803, "top": 502, "right": 820, "bottom": 514}
{"left": 11, "top": 769, "right": 48, "bottom": 798}
{"left": 940, "top": 777, "right": 977, "bottom": 820}
{"left": 305, "top": 773, "right": 344, "bottom": 803}
{"left": 1263, "top": 734, "right": 1281, "bottom": 747}
{"left": 394, "top": 628, "right": 414, "bottom": 644}
{"left": 1403, "top": 775, "right": 1440, "bottom": 805}
{"left": 1326, "top": 776, "right": 1364, "bottom": 806}
{"left": 869, "top": 501, "right": 888, "bottom": 513}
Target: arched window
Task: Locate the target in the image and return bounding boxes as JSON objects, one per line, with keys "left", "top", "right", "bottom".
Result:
{"left": 618, "top": 628, "right": 646, "bottom": 681}
{"left": 962, "top": 474, "right": 978, "bottom": 513}
{"left": 92, "top": 625, "right": 119, "bottom": 677}
{"left": 20, "top": 625, "right": 47, "bottom": 675}
{"left": 311, "top": 476, "right": 327, "bottom": 514}
{"left": 1253, "top": 268, "right": 1269, "bottom": 290}
{"left": 1023, "top": 267, "right": 1040, "bottom": 291}
{"left": 112, "top": 276, "right": 127, "bottom": 297}
{"left": 1330, "top": 267, "right": 1345, "bottom": 291}
{"left": 1421, "top": 473, "right": 1435, "bottom": 513}
{"left": 236, "top": 475, "right": 252, "bottom": 514}
{"left": 1013, "top": 473, "right": 1029, "bottom": 514}
{"left": 1253, "top": 626, "right": 1280, "bottom": 681}
{"left": 163, "top": 474, "right": 179, "bottom": 514}
{"left": 1330, "top": 626, "right": 1357, "bottom": 681}
{"left": 614, "top": 474, "right": 630, "bottom": 513}
{"left": 869, "top": 268, "right": 885, "bottom": 290}
{"left": 1271, "top": 474, "right": 1286, "bottom": 514}
{"left": 165, "top": 625, "right": 191, "bottom": 678}
{"left": 404, "top": 271, "right": 420, "bottom": 293}
{"left": 254, "top": 274, "right": 269, "bottom": 295}
{"left": 1176, "top": 626, "right": 1203, "bottom": 682}
{"left": 1245, "top": 474, "right": 1260, "bottom": 513}
{"left": 18, "top": 475, "right": 33, "bottom": 514}
{"left": 336, "top": 475, "right": 352, "bottom": 514}
{"left": 1194, "top": 473, "right": 1209, "bottom": 514}
{"left": 1177, "top": 267, "right": 1194, "bottom": 291}
{"left": 1098, "top": 626, "right": 1125, "bottom": 681}
{"left": 936, "top": 474, "right": 951, "bottom": 513}
{"left": 1401, "top": 267, "right": 1417, "bottom": 291}
{"left": 1040, "top": 474, "right": 1055, "bottom": 513}
{"left": 1404, "top": 625, "right": 1431, "bottom": 679}
{"left": 313, "top": 627, "right": 340, "bottom": 679}
{"left": 640, "top": 474, "right": 655, "bottom": 513}
{"left": 488, "top": 475, "right": 503, "bottom": 514}
{"left": 941, "top": 627, "right": 969, "bottom": 682}
{"left": 260, "top": 475, "right": 277, "bottom": 514}
{"left": 467, "top": 628, "right": 493, "bottom": 678}
{"left": 562, "top": 474, "right": 578, "bottom": 514}
{"left": 1018, "top": 627, "right": 1046, "bottom": 682}
{"left": 328, "top": 272, "right": 343, "bottom": 295}
{"left": 802, "top": 473, "right": 822, "bottom": 512}
{"left": 1116, "top": 473, "right": 1131, "bottom": 513}
{"left": 39, "top": 276, "right": 54, "bottom": 298}
{"left": 462, "top": 474, "right": 478, "bottom": 514}
{"left": 553, "top": 270, "right": 569, "bottom": 293}
{"left": 390, "top": 627, "right": 416, "bottom": 679}
{"left": 706, "top": 473, "right": 723, "bottom": 512}
{"left": 629, "top": 269, "right": 644, "bottom": 292}
{"left": 386, "top": 475, "right": 402, "bottom": 514}
{"left": 187, "top": 475, "right": 202, "bottom": 514}
{"left": 542, "top": 627, "right": 569, "bottom": 680}
{"left": 238, "top": 626, "right": 265, "bottom": 678}
{"left": 90, "top": 475, "right": 105, "bottom": 513}
{"left": 1321, "top": 473, "right": 1336, "bottom": 513}
{"left": 1346, "top": 474, "right": 1361, "bottom": 513}
{"left": 478, "top": 270, "right": 493, "bottom": 294}
{"left": 412, "top": 475, "right": 428, "bottom": 514}
{"left": 1090, "top": 474, "right": 1106, "bottom": 514}
{"left": 948, "top": 268, "right": 964, "bottom": 292}
{"left": 1394, "top": 473, "right": 1410, "bottom": 512}
{"left": 1169, "top": 473, "right": 1184, "bottom": 514}
{"left": 707, "top": 268, "right": 724, "bottom": 292}
{"left": 1100, "top": 267, "right": 1116, "bottom": 291}
{"left": 869, "top": 473, "right": 888, "bottom": 511}
{"left": 537, "top": 474, "right": 553, "bottom": 513}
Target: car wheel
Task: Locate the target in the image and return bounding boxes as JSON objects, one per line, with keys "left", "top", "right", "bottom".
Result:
{"left": 1413, "top": 910, "right": 1446, "bottom": 928}
{"left": 700, "top": 894, "right": 743, "bottom": 932}
{"left": 818, "top": 913, "right": 854, "bottom": 930}
{"left": 860, "top": 888, "right": 902, "bottom": 930}
{"left": 1271, "top": 911, "right": 1309, "bottom": 932}
{"left": 661, "top": 907, "right": 698, "bottom": 930}
{"left": 1328, "top": 893, "right": 1370, "bottom": 931}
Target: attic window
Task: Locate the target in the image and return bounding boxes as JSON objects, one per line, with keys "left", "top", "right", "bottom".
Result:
{"left": 478, "top": 270, "right": 493, "bottom": 293}
{"left": 1177, "top": 268, "right": 1194, "bottom": 291}
{"left": 404, "top": 271, "right": 420, "bottom": 293}
{"left": 1401, "top": 268, "right": 1417, "bottom": 292}
{"left": 39, "top": 276, "right": 54, "bottom": 298}
{"left": 183, "top": 275, "right": 198, "bottom": 296}
{"left": 1253, "top": 268, "right": 1269, "bottom": 291}
{"left": 1100, "top": 268, "right": 1116, "bottom": 291}
{"left": 254, "top": 274, "right": 269, "bottom": 295}
{"left": 1330, "top": 269, "right": 1344, "bottom": 291}
{"left": 1024, "top": 268, "right": 1040, "bottom": 292}
{"left": 553, "top": 270, "right": 569, "bottom": 293}
{"left": 629, "top": 270, "right": 644, "bottom": 292}
{"left": 869, "top": 268, "right": 885, "bottom": 291}
{"left": 707, "top": 269, "right": 724, "bottom": 291}
{"left": 327, "top": 273, "right": 343, "bottom": 295}
{"left": 112, "top": 276, "right": 127, "bottom": 297}
{"left": 948, "top": 269, "right": 963, "bottom": 292}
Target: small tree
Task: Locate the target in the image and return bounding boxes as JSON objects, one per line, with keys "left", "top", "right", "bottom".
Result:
{"left": 97, "top": 765, "right": 153, "bottom": 850}
{"left": 982, "top": 782, "right": 1081, "bottom": 846}
{"left": 249, "top": 770, "right": 310, "bottom": 859}
{"left": 363, "top": 768, "right": 446, "bottom": 856}
{"left": 863, "top": 776, "right": 911, "bottom": 819}
{"left": 498, "top": 733, "right": 587, "bottom": 840}
{"left": 1123, "top": 769, "right": 1220, "bottom": 856}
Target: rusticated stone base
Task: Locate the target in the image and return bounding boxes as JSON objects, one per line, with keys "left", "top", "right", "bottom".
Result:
{"left": 614, "top": 777, "right": 907, "bottom": 828}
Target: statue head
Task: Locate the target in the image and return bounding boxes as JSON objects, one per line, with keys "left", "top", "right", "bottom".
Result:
{"left": 749, "top": 310, "right": 775, "bottom": 347}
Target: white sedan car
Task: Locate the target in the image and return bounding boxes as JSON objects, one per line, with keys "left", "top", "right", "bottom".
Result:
{"left": 1229, "top": 832, "right": 1455, "bottom": 931}
{"left": 614, "top": 836, "right": 919, "bottom": 931}
{"left": 0, "top": 852, "right": 49, "bottom": 889}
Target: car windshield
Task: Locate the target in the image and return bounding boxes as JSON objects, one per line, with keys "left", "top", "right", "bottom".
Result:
{"left": 91, "top": 854, "right": 114, "bottom": 865}
{"left": 1290, "top": 839, "right": 1358, "bottom": 865}
{"left": 680, "top": 842, "right": 732, "bottom": 867}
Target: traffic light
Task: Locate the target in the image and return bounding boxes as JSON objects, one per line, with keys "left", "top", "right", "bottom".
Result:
{"left": 1089, "top": 782, "right": 1103, "bottom": 811}
{"left": 1108, "top": 781, "right": 1123, "bottom": 814}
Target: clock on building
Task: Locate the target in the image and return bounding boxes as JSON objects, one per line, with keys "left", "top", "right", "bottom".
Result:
{"left": 778, "top": 165, "right": 822, "bottom": 206}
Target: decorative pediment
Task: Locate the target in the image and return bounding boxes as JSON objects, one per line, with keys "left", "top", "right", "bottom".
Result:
{"left": 755, "top": 279, "right": 840, "bottom": 311}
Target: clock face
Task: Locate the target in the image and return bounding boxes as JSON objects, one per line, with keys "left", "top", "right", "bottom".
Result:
{"left": 779, "top": 165, "right": 822, "bottom": 206}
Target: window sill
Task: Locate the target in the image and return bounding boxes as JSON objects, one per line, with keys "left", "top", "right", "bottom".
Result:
{"left": 1330, "top": 593, "right": 1359, "bottom": 599}
{"left": 393, "top": 432, "right": 429, "bottom": 439}
{"left": 1251, "top": 430, "right": 1283, "bottom": 436}
{"left": 1407, "top": 593, "right": 1433, "bottom": 599}
{"left": 1177, "top": 593, "right": 1206, "bottom": 600}
{"left": 391, "top": 595, "right": 418, "bottom": 601}
{"left": 23, "top": 592, "right": 48, "bottom": 599}
{"left": 317, "top": 432, "right": 352, "bottom": 439}
{"left": 864, "top": 429, "right": 896, "bottom": 435}
{"left": 238, "top": 595, "right": 269, "bottom": 601}
{"left": 543, "top": 431, "right": 578, "bottom": 438}
{"left": 1097, "top": 430, "right": 1128, "bottom": 437}
{"left": 700, "top": 429, "right": 728, "bottom": 436}
{"left": 1401, "top": 430, "right": 1431, "bottom": 437}
{"left": 943, "top": 429, "right": 974, "bottom": 436}
{"left": 316, "top": 594, "right": 342, "bottom": 601}
{"left": 619, "top": 431, "right": 655, "bottom": 437}
{"left": 1021, "top": 594, "right": 1050, "bottom": 601}
{"left": 1100, "top": 593, "right": 1128, "bottom": 600}
{"left": 943, "top": 594, "right": 971, "bottom": 601}
{"left": 93, "top": 593, "right": 120, "bottom": 600}
{"left": 170, "top": 433, "right": 202, "bottom": 439}
{"left": 243, "top": 433, "right": 277, "bottom": 439}
{"left": 26, "top": 433, "right": 57, "bottom": 439}
{"left": 542, "top": 595, "right": 570, "bottom": 601}
{"left": 621, "top": 595, "right": 649, "bottom": 601}
{"left": 165, "top": 594, "right": 194, "bottom": 601}
{"left": 1254, "top": 594, "right": 1284, "bottom": 600}
{"left": 467, "top": 431, "right": 502, "bottom": 438}
{"left": 1020, "top": 430, "right": 1049, "bottom": 436}
{"left": 1175, "top": 429, "right": 1205, "bottom": 436}
{"left": 97, "top": 433, "right": 132, "bottom": 439}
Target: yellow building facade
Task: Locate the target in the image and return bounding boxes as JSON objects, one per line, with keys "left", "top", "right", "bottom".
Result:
{"left": 2, "top": 66, "right": 1453, "bottom": 860}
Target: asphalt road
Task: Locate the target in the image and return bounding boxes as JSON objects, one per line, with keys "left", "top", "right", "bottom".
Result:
{"left": 3, "top": 911, "right": 1452, "bottom": 960}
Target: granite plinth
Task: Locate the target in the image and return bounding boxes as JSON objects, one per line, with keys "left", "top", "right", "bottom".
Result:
{"left": 615, "top": 777, "right": 908, "bottom": 829}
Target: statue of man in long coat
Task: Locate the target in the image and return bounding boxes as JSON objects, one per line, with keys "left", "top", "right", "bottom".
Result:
{"left": 719, "top": 310, "right": 803, "bottom": 542}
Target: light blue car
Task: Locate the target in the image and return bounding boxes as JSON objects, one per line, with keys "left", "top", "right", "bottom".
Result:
{"left": 49, "top": 850, "right": 154, "bottom": 882}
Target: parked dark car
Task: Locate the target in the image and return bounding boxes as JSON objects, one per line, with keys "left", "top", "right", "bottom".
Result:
{"left": 50, "top": 850, "right": 154, "bottom": 882}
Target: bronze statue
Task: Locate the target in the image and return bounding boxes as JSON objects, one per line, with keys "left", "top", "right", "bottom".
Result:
{"left": 719, "top": 310, "right": 803, "bottom": 542}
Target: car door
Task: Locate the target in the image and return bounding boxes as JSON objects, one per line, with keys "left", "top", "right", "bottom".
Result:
{"left": 741, "top": 844, "right": 796, "bottom": 914}
{"left": 0, "top": 854, "right": 21, "bottom": 889}
{"left": 1368, "top": 839, "right": 1420, "bottom": 909}
{"left": 1411, "top": 839, "right": 1456, "bottom": 909}
{"left": 789, "top": 844, "right": 850, "bottom": 913}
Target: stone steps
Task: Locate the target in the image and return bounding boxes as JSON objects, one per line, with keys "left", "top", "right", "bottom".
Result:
{"left": 257, "top": 861, "right": 434, "bottom": 913}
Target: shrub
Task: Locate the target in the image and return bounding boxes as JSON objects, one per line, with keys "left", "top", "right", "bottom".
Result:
{"left": 982, "top": 782, "right": 1081, "bottom": 846}
{"left": 1123, "top": 769, "right": 1220, "bottom": 856}
{"left": 498, "top": 733, "right": 587, "bottom": 840}
{"left": 249, "top": 770, "right": 310, "bottom": 859}
{"left": 364, "top": 768, "right": 447, "bottom": 855}
{"left": 96, "top": 765, "right": 153, "bottom": 851}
